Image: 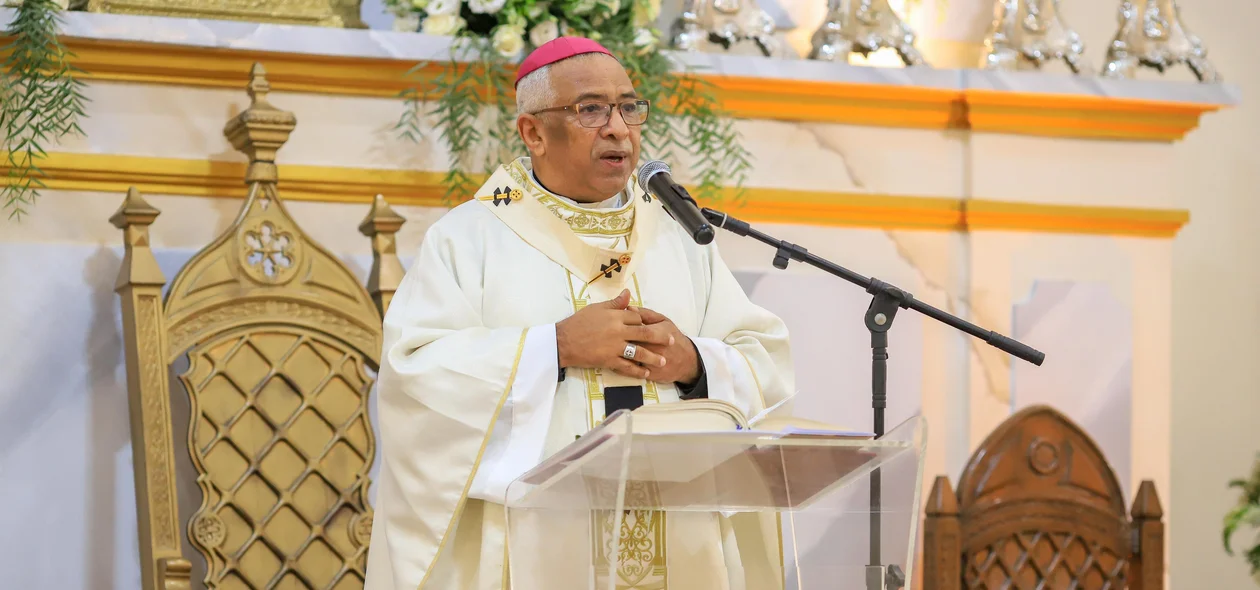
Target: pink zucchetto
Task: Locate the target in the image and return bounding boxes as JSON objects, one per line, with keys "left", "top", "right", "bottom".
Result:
{"left": 514, "top": 36, "right": 615, "bottom": 88}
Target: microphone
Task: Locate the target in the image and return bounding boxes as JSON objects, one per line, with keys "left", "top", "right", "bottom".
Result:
{"left": 636, "top": 160, "right": 715, "bottom": 245}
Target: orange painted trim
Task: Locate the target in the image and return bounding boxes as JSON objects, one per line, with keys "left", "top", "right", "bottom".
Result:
{"left": 8, "top": 152, "right": 1188, "bottom": 238}
{"left": 63, "top": 37, "right": 423, "bottom": 96}
{"left": 963, "top": 88, "right": 1217, "bottom": 141}
{"left": 27, "top": 151, "right": 450, "bottom": 205}
{"left": 38, "top": 36, "right": 1223, "bottom": 141}
{"left": 707, "top": 74, "right": 963, "bottom": 127}
{"left": 717, "top": 188, "right": 966, "bottom": 230}
{"left": 964, "top": 199, "right": 1190, "bottom": 238}
{"left": 965, "top": 88, "right": 1218, "bottom": 114}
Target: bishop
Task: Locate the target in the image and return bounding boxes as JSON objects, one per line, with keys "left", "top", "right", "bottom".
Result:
{"left": 364, "top": 37, "right": 795, "bottom": 590}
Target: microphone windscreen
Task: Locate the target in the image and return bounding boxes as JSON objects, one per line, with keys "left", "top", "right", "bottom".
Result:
{"left": 637, "top": 160, "right": 670, "bottom": 193}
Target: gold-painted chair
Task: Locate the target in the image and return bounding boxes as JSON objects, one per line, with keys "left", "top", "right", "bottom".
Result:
{"left": 111, "top": 63, "right": 407, "bottom": 589}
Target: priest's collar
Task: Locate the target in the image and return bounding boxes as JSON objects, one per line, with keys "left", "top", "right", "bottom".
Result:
{"left": 512, "top": 157, "right": 635, "bottom": 237}
{"left": 530, "top": 170, "right": 625, "bottom": 210}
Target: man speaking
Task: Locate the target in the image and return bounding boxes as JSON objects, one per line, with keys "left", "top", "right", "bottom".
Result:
{"left": 364, "top": 37, "right": 794, "bottom": 590}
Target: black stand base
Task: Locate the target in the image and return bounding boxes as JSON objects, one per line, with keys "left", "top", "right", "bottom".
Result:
{"left": 866, "top": 565, "right": 906, "bottom": 590}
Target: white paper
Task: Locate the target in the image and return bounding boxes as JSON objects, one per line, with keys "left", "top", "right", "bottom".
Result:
{"left": 742, "top": 426, "right": 875, "bottom": 438}
{"left": 746, "top": 391, "right": 798, "bottom": 426}
{"left": 744, "top": 392, "right": 875, "bottom": 437}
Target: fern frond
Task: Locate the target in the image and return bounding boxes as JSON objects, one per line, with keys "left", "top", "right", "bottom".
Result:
{"left": 2, "top": 0, "right": 88, "bottom": 221}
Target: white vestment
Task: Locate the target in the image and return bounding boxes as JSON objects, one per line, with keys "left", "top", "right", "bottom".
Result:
{"left": 364, "top": 157, "right": 795, "bottom": 590}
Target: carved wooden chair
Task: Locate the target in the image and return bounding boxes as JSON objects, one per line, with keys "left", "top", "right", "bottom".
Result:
{"left": 111, "top": 63, "right": 407, "bottom": 590}
{"left": 923, "top": 405, "right": 1164, "bottom": 590}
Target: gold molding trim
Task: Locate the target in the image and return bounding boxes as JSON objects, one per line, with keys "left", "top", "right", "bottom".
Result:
{"left": 82, "top": 0, "right": 365, "bottom": 28}
{"left": 16, "top": 151, "right": 1189, "bottom": 238}
{"left": 963, "top": 89, "right": 1218, "bottom": 142}
{"left": 51, "top": 37, "right": 1221, "bottom": 142}
{"left": 964, "top": 199, "right": 1190, "bottom": 237}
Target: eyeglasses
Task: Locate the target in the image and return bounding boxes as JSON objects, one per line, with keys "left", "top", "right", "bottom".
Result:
{"left": 530, "top": 100, "right": 651, "bottom": 128}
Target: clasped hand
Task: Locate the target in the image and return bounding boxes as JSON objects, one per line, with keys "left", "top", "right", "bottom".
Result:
{"left": 556, "top": 289, "right": 699, "bottom": 383}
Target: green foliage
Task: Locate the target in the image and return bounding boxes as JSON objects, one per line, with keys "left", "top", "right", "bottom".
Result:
{"left": 1224, "top": 453, "right": 1260, "bottom": 579}
{"left": 2, "top": 0, "right": 88, "bottom": 220}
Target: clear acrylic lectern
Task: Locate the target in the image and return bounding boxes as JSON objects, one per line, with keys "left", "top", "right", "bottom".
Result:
{"left": 504, "top": 410, "right": 927, "bottom": 590}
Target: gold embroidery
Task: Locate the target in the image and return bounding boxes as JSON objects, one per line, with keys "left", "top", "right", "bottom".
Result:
{"left": 504, "top": 158, "right": 637, "bottom": 237}
{"left": 628, "top": 277, "right": 660, "bottom": 404}
{"left": 567, "top": 269, "right": 668, "bottom": 589}
{"left": 593, "top": 482, "right": 668, "bottom": 590}
{"left": 538, "top": 192, "right": 632, "bottom": 219}
{"left": 565, "top": 277, "right": 603, "bottom": 430}
{"left": 538, "top": 194, "right": 635, "bottom": 236}
{"left": 506, "top": 159, "right": 533, "bottom": 190}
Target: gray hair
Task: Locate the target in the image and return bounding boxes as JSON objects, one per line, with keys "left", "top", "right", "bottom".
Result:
{"left": 515, "top": 64, "right": 557, "bottom": 117}
{"left": 515, "top": 52, "right": 610, "bottom": 116}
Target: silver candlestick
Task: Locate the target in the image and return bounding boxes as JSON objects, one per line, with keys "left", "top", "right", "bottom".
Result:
{"left": 670, "top": 0, "right": 706, "bottom": 52}
{"left": 981, "top": 0, "right": 1086, "bottom": 73}
{"left": 669, "top": 0, "right": 783, "bottom": 57}
{"left": 1101, "top": 0, "right": 1220, "bottom": 82}
{"left": 808, "top": 0, "right": 927, "bottom": 66}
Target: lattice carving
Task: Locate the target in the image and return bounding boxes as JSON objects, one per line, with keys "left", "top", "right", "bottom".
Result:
{"left": 165, "top": 64, "right": 382, "bottom": 590}
{"left": 923, "top": 405, "right": 1165, "bottom": 590}
{"left": 965, "top": 531, "right": 1127, "bottom": 588}
{"left": 167, "top": 296, "right": 379, "bottom": 365}
{"left": 115, "top": 62, "right": 400, "bottom": 590}
{"left": 182, "top": 327, "right": 376, "bottom": 588}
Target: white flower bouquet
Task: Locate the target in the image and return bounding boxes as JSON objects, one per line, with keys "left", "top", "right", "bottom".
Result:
{"left": 386, "top": 0, "right": 662, "bottom": 58}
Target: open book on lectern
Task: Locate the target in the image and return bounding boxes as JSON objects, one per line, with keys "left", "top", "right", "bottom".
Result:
{"left": 515, "top": 395, "right": 884, "bottom": 511}
{"left": 643, "top": 394, "right": 875, "bottom": 439}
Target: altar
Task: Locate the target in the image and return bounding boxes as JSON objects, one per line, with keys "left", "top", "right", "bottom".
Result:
{"left": 0, "top": 1, "right": 1252, "bottom": 588}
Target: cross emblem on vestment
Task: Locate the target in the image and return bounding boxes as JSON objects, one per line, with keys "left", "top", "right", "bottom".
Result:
{"left": 587, "top": 254, "right": 633, "bottom": 285}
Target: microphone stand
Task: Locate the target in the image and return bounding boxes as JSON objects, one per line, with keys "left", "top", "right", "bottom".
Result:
{"left": 701, "top": 207, "right": 1045, "bottom": 590}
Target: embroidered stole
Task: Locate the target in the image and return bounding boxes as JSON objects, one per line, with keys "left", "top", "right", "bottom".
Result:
{"left": 477, "top": 159, "right": 669, "bottom": 590}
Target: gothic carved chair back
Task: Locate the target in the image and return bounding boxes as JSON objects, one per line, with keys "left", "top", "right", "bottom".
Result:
{"left": 111, "top": 63, "right": 407, "bottom": 590}
{"left": 922, "top": 405, "right": 1164, "bottom": 590}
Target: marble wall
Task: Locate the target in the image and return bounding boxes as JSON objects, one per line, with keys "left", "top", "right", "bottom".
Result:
{"left": 1012, "top": 281, "right": 1134, "bottom": 499}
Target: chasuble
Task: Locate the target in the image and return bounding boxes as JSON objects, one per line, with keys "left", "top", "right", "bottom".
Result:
{"left": 364, "top": 157, "right": 795, "bottom": 590}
